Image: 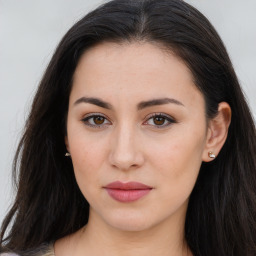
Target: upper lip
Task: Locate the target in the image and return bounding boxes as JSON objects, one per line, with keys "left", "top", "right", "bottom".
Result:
{"left": 104, "top": 181, "right": 152, "bottom": 190}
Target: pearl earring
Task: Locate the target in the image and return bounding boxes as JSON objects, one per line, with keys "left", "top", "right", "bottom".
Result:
{"left": 208, "top": 151, "right": 216, "bottom": 159}
{"left": 65, "top": 152, "right": 71, "bottom": 157}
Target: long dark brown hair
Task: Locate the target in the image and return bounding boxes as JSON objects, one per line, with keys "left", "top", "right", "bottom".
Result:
{"left": 1, "top": 0, "right": 256, "bottom": 255}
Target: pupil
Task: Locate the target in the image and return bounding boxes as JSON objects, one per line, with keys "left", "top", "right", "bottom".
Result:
{"left": 94, "top": 116, "right": 104, "bottom": 124}
{"left": 154, "top": 117, "right": 165, "bottom": 125}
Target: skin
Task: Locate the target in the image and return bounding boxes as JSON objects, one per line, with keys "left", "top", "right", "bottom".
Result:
{"left": 55, "top": 42, "right": 231, "bottom": 256}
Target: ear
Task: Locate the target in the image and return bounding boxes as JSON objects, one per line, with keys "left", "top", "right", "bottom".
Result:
{"left": 65, "top": 136, "right": 70, "bottom": 152}
{"left": 202, "top": 102, "right": 231, "bottom": 162}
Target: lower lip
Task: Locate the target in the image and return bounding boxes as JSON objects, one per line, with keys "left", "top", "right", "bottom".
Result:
{"left": 105, "top": 188, "right": 151, "bottom": 202}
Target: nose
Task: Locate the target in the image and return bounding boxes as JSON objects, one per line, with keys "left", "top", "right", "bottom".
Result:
{"left": 108, "top": 124, "right": 145, "bottom": 171}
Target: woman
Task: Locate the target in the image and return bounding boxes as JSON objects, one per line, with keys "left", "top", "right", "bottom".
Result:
{"left": 1, "top": 0, "right": 256, "bottom": 255}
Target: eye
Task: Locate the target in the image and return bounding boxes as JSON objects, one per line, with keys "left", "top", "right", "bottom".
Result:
{"left": 82, "top": 113, "right": 111, "bottom": 128}
{"left": 144, "top": 113, "right": 176, "bottom": 128}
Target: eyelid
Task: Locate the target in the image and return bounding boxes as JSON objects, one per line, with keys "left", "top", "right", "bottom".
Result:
{"left": 81, "top": 112, "right": 176, "bottom": 129}
{"left": 143, "top": 112, "right": 177, "bottom": 128}
{"left": 81, "top": 112, "right": 112, "bottom": 128}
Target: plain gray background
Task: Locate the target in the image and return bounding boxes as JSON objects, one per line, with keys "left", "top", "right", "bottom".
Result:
{"left": 0, "top": 0, "right": 256, "bottom": 225}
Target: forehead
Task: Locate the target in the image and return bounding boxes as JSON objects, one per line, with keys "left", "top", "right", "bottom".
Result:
{"left": 71, "top": 41, "right": 204, "bottom": 109}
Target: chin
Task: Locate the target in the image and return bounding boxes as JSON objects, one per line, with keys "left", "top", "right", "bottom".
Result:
{"left": 111, "top": 221, "right": 152, "bottom": 232}
{"left": 103, "top": 211, "right": 154, "bottom": 232}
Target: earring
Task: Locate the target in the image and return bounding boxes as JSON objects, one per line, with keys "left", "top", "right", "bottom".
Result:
{"left": 208, "top": 151, "right": 216, "bottom": 159}
{"left": 65, "top": 152, "right": 71, "bottom": 157}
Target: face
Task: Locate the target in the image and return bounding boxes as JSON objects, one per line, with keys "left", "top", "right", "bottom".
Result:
{"left": 66, "top": 42, "right": 210, "bottom": 232}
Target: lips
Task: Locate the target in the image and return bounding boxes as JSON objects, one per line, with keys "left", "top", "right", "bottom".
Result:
{"left": 104, "top": 181, "right": 152, "bottom": 202}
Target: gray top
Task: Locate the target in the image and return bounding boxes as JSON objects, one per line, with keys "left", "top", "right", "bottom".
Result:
{"left": 0, "top": 243, "right": 54, "bottom": 256}
{"left": 1, "top": 254, "right": 19, "bottom": 256}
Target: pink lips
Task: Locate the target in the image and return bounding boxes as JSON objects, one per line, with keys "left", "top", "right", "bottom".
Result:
{"left": 104, "top": 181, "right": 152, "bottom": 202}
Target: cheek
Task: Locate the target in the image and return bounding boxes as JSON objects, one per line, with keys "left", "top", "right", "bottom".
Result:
{"left": 148, "top": 137, "right": 204, "bottom": 211}
{"left": 70, "top": 146, "right": 104, "bottom": 205}
{"left": 68, "top": 125, "right": 107, "bottom": 169}
{"left": 68, "top": 132, "right": 108, "bottom": 194}
{"left": 147, "top": 129, "right": 206, "bottom": 184}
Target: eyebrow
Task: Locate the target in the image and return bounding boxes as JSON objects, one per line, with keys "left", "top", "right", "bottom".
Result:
{"left": 73, "top": 97, "right": 184, "bottom": 110}
{"left": 74, "top": 97, "right": 113, "bottom": 109}
{"left": 137, "top": 98, "right": 184, "bottom": 110}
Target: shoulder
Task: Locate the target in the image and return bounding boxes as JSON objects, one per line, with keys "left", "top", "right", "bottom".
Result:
{"left": 0, "top": 243, "right": 54, "bottom": 256}
{"left": 0, "top": 254, "right": 20, "bottom": 256}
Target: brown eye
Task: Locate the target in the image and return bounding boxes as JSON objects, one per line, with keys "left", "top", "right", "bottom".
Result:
{"left": 144, "top": 113, "right": 176, "bottom": 128}
{"left": 82, "top": 114, "right": 111, "bottom": 128}
{"left": 153, "top": 116, "right": 165, "bottom": 125}
{"left": 93, "top": 116, "right": 105, "bottom": 125}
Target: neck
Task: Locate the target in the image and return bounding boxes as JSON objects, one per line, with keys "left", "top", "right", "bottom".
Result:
{"left": 55, "top": 206, "right": 192, "bottom": 256}
{"left": 75, "top": 209, "right": 191, "bottom": 256}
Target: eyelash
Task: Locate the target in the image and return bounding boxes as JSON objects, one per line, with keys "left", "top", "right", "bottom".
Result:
{"left": 82, "top": 113, "right": 111, "bottom": 129}
{"left": 144, "top": 113, "right": 176, "bottom": 128}
{"left": 81, "top": 113, "right": 176, "bottom": 129}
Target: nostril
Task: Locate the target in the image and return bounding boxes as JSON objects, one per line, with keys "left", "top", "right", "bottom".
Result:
{"left": 109, "top": 150, "right": 144, "bottom": 171}
{"left": 108, "top": 129, "right": 145, "bottom": 170}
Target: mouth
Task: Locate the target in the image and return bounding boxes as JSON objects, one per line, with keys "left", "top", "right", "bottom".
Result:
{"left": 104, "top": 181, "right": 153, "bottom": 203}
